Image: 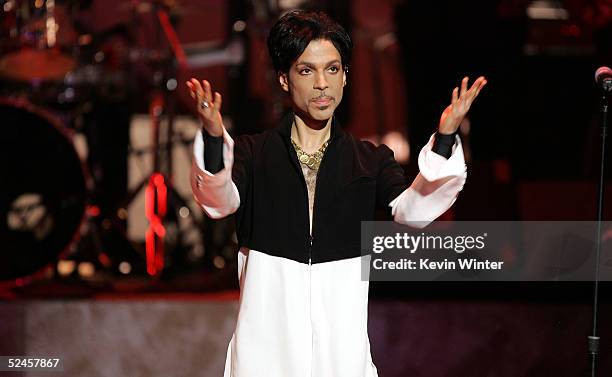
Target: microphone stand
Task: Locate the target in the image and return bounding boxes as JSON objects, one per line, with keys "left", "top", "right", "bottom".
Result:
{"left": 589, "top": 88, "right": 609, "bottom": 377}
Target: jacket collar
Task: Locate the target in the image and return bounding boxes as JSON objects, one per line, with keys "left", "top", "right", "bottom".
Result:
{"left": 277, "top": 111, "right": 345, "bottom": 142}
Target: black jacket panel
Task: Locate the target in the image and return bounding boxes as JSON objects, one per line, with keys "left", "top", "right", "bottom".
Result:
{"left": 233, "top": 113, "right": 409, "bottom": 264}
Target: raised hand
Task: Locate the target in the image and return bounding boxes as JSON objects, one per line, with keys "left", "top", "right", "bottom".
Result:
{"left": 438, "top": 76, "right": 487, "bottom": 135}
{"left": 186, "top": 78, "right": 224, "bottom": 137}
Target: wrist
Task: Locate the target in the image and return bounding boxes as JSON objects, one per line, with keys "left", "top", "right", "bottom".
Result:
{"left": 438, "top": 122, "right": 459, "bottom": 135}
{"left": 207, "top": 129, "right": 223, "bottom": 137}
{"left": 200, "top": 119, "right": 223, "bottom": 137}
{"left": 437, "top": 128, "right": 456, "bottom": 135}
{"left": 439, "top": 115, "right": 462, "bottom": 135}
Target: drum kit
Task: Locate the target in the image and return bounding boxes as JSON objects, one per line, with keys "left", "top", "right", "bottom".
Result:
{"left": 0, "top": 0, "right": 116, "bottom": 285}
{"left": 0, "top": 0, "right": 228, "bottom": 287}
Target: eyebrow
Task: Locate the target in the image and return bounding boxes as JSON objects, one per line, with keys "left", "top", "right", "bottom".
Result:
{"left": 295, "top": 59, "right": 342, "bottom": 67}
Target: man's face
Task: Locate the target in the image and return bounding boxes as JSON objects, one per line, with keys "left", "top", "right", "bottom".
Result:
{"left": 279, "top": 39, "right": 346, "bottom": 123}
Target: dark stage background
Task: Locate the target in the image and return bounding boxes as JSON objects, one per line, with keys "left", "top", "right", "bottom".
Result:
{"left": 1, "top": 0, "right": 612, "bottom": 376}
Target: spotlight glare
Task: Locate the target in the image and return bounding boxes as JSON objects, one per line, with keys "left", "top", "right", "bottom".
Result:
{"left": 119, "top": 261, "right": 132, "bottom": 274}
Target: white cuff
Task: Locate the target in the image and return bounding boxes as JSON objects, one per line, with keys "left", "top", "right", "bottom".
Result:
{"left": 390, "top": 133, "right": 467, "bottom": 225}
{"left": 418, "top": 133, "right": 465, "bottom": 181}
{"left": 191, "top": 127, "right": 240, "bottom": 219}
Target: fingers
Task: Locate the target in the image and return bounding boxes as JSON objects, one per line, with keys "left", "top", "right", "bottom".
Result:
{"left": 188, "top": 78, "right": 202, "bottom": 97}
{"left": 455, "top": 76, "right": 487, "bottom": 103}
{"left": 460, "top": 76, "right": 468, "bottom": 97}
{"left": 452, "top": 87, "right": 459, "bottom": 104}
{"left": 475, "top": 77, "right": 487, "bottom": 96}
{"left": 186, "top": 81, "right": 197, "bottom": 100}
{"left": 202, "top": 79, "right": 213, "bottom": 102}
{"left": 214, "top": 91, "right": 222, "bottom": 112}
{"left": 186, "top": 78, "right": 222, "bottom": 109}
{"left": 185, "top": 78, "right": 210, "bottom": 99}
{"left": 467, "top": 76, "right": 487, "bottom": 103}
{"left": 469, "top": 76, "right": 486, "bottom": 94}
{"left": 186, "top": 78, "right": 202, "bottom": 103}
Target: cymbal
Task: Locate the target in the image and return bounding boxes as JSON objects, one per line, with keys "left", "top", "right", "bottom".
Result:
{"left": 115, "top": 0, "right": 194, "bottom": 14}
{"left": 0, "top": 49, "right": 76, "bottom": 81}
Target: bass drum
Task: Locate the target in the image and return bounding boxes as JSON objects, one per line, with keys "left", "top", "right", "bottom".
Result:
{"left": 0, "top": 99, "right": 87, "bottom": 284}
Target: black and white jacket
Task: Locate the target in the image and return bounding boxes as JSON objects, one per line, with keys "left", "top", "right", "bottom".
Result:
{"left": 191, "top": 113, "right": 466, "bottom": 377}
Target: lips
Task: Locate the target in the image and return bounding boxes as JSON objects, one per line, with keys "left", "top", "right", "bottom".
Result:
{"left": 312, "top": 97, "right": 333, "bottom": 106}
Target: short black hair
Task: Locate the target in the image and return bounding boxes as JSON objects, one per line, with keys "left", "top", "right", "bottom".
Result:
{"left": 266, "top": 10, "right": 352, "bottom": 74}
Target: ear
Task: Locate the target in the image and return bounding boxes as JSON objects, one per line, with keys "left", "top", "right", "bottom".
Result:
{"left": 343, "top": 70, "right": 347, "bottom": 87}
{"left": 279, "top": 72, "right": 290, "bottom": 92}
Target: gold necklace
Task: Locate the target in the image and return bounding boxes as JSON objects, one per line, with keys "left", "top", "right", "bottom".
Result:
{"left": 291, "top": 137, "right": 330, "bottom": 171}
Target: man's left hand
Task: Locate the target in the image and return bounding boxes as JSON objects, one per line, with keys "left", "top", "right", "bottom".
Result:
{"left": 438, "top": 76, "right": 487, "bottom": 135}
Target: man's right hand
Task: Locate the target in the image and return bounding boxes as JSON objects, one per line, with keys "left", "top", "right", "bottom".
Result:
{"left": 186, "top": 78, "right": 224, "bottom": 137}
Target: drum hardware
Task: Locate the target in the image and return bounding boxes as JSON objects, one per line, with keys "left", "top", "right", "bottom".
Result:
{"left": 0, "top": 0, "right": 78, "bottom": 82}
{"left": 120, "top": 9, "right": 248, "bottom": 277}
{"left": 0, "top": 98, "right": 88, "bottom": 286}
{"left": 95, "top": 0, "right": 198, "bottom": 278}
{"left": 117, "top": 3, "right": 247, "bottom": 277}
{"left": 0, "top": 95, "right": 145, "bottom": 288}
{"left": 0, "top": 2, "right": 140, "bottom": 285}
{"left": 182, "top": 34, "right": 245, "bottom": 69}
{"left": 0, "top": 0, "right": 247, "bottom": 286}
{"left": 0, "top": 1, "right": 154, "bottom": 286}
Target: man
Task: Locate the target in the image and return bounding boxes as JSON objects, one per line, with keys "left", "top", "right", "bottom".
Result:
{"left": 187, "top": 10, "right": 486, "bottom": 377}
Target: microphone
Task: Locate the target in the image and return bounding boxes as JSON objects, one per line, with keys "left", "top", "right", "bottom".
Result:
{"left": 595, "top": 66, "right": 612, "bottom": 92}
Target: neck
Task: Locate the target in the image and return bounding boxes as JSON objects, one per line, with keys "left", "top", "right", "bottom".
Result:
{"left": 291, "top": 113, "right": 332, "bottom": 153}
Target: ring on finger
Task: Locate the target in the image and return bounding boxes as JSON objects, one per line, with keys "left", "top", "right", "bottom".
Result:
{"left": 200, "top": 100, "right": 210, "bottom": 109}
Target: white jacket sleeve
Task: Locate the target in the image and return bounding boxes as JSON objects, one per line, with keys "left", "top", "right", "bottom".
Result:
{"left": 191, "top": 127, "right": 241, "bottom": 219}
{"left": 390, "top": 134, "right": 467, "bottom": 226}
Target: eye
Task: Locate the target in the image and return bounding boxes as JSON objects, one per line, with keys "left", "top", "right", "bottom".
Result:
{"left": 328, "top": 66, "right": 339, "bottom": 73}
{"left": 299, "top": 68, "right": 312, "bottom": 75}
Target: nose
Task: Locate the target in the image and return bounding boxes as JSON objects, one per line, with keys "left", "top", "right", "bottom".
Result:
{"left": 313, "top": 72, "right": 329, "bottom": 91}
